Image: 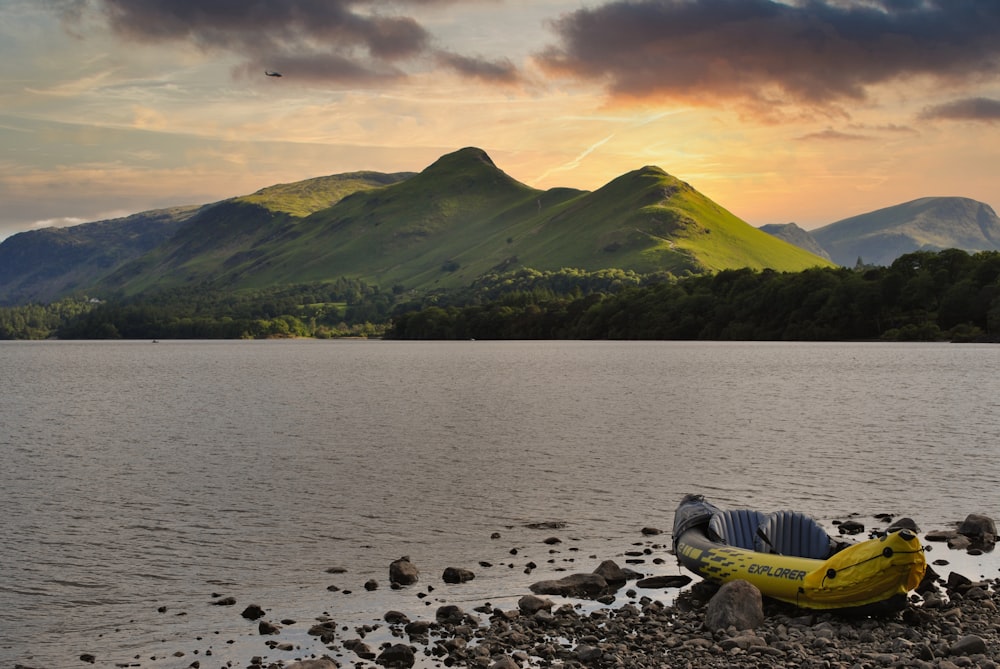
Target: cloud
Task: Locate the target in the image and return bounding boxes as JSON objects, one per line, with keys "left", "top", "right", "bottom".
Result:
{"left": 535, "top": 0, "right": 1000, "bottom": 108}
{"left": 535, "top": 133, "right": 614, "bottom": 182}
{"left": 65, "top": 0, "right": 515, "bottom": 85}
{"left": 29, "top": 216, "right": 89, "bottom": 230}
{"left": 796, "top": 128, "right": 872, "bottom": 142}
{"left": 435, "top": 52, "right": 519, "bottom": 84}
{"left": 920, "top": 97, "right": 1000, "bottom": 123}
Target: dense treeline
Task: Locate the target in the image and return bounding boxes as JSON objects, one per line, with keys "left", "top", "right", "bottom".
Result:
{"left": 4, "top": 249, "right": 1000, "bottom": 341}
{"left": 387, "top": 250, "right": 1000, "bottom": 341}
{"left": 390, "top": 267, "right": 652, "bottom": 315}
{"left": 0, "top": 299, "right": 95, "bottom": 339}
{"left": 0, "top": 268, "right": 651, "bottom": 340}
{"left": 0, "top": 279, "right": 390, "bottom": 339}
{"left": 55, "top": 279, "right": 391, "bottom": 339}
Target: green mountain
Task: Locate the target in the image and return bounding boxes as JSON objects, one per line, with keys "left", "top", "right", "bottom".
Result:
{"left": 0, "top": 206, "right": 199, "bottom": 305}
{"left": 94, "top": 148, "right": 832, "bottom": 296}
{"left": 0, "top": 170, "right": 413, "bottom": 305}
{"left": 811, "top": 197, "right": 1000, "bottom": 266}
{"left": 0, "top": 147, "right": 833, "bottom": 305}
{"left": 91, "top": 170, "right": 414, "bottom": 295}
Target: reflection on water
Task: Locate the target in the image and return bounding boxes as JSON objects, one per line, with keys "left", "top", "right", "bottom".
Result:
{"left": 2, "top": 340, "right": 999, "bottom": 666}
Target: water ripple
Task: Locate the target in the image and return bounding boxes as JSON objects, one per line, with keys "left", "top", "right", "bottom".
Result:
{"left": 2, "top": 340, "right": 999, "bottom": 668}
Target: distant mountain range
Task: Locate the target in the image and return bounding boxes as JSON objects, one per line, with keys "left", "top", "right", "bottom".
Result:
{"left": 0, "top": 147, "right": 995, "bottom": 306}
{"left": 758, "top": 223, "right": 832, "bottom": 262}
{"left": 762, "top": 198, "right": 1000, "bottom": 267}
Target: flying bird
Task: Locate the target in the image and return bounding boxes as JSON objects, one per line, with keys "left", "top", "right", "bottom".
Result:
{"left": 265, "top": 70, "right": 282, "bottom": 77}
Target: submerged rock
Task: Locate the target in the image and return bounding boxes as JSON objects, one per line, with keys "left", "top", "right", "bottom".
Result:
{"left": 592, "top": 559, "right": 628, "bottom": 587}
{"left": 389, "top": 556, "right": 419, "bottom": 586}
{"left": 636, "top": 574, "right": 693, "bottom": 589}
{"left": 240, "top": 604, "right": 265, "bottom": 620}
{"left": 442, "top": 567, "right": 475, "bottom": 584}
{"left": 258, "top": 620, "right": 280, "bottom": 635}
{"left": 958, "top": 513, "right": 997, "bottom": 549}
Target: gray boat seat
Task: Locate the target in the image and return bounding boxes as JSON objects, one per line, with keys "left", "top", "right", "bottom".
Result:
{"left": 707, "top": 509, "right": 766, "bottom": 550}
{"left": 755, "top": 510, "right": 833, "bottom": 559}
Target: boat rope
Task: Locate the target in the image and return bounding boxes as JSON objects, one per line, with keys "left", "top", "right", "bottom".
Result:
{"left": 818, "top": 545, "right": 926, "bottom": 588}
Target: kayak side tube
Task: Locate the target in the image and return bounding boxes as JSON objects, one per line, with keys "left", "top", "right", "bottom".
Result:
{"left": 675, "top": 526, "right": 926, "bottom": 611}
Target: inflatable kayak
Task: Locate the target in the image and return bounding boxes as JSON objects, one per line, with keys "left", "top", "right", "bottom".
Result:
{"left": 673, "top": 495, "right": 926, "bottom": 612}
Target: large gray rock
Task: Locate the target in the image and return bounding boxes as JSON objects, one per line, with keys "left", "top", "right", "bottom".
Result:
{"left": 376, "top": 643, "right": 415, "bottom": 668}
{"left": 704, "top": 580, "right": 765, "bottom": 632}
{"left": 442, "top": 566, "right": 475, "bottom": 583}
{"left": 435, "top": 604, "right": 468, "bottom": 624}
{"left": 343, "top": 638, "right": 376, "bottom": 660}
{"left": 389, "top": 556, "right": 420, "bottom": 586}
{"left": 308, "top": 620, "right": 338, "bottom": 643}
{"left": 957, "top": 514, "right": 996, "bottom": 549}
{"left": 950, "top": 634, "right": 988, "bottom": 656}
{"left": 592, "top": 560, "right": 628, "bottom": 587}
{"left": 518, "top": 594, "right": 554, "bottom": 614}
{"left": 529, "top": 573, "right": 609, "bottom": 599}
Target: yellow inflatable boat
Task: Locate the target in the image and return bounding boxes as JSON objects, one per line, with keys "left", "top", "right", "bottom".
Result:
{"left": 673, "top": 495, "right": 926, "bottom": 612}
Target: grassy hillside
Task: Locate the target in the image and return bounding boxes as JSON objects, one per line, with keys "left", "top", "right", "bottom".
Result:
{"left": 21, "top": 147, "right": 834, "bottom": 303}
{"left": 237, "top": 170, "right": 414, "bottom": 217}
{"left": 108, "top": 148, "right": 829, "bottom": 294}
{"left": 0, "top": 206, "right": 199, "bottom": 305}
{"left": 97, "top": 170, "right": 415, "bottom": 295}
{"left": 502, "top": 166, "right": 831, "bottom": 276}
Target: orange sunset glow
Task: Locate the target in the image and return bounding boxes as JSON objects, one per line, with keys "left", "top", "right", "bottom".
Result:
{"left": 1, "top": 0, "right": 997, "bottom": 240}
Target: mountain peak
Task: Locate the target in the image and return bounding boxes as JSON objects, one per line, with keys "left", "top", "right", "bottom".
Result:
{"left": 410, "top": 146, "right": 532, "bottom": 197}
{"left": 424, "top": 147, "right": 497, "bottom": 173}
{"left": 636, "top": 165, "right": 668, "bottom": 177}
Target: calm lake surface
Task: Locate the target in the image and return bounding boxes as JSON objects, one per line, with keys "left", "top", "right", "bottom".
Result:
{"left": 2, "top": 340, "right": 999, "bottom": 668}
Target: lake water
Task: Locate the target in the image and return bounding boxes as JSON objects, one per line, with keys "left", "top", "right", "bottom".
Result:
{"left": 2, "top": 340, "right": 999, "bottom": 668}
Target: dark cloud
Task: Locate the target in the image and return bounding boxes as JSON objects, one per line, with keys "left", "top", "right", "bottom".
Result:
{"left": 920, "top": 97, "right": 1000, "bottom": 123}
{"left": 435, "top": 52, "right": 519, "bottom": 83}
{"left": 536, "top": 0, "right": 1000, "bottom": 107}
{"left": 71, "top": 0, "right": 514, "bottom": 85}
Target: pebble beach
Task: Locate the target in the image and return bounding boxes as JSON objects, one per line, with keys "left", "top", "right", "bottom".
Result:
{"left": 31, "top": 516, "right": 1000, "bottom": 669}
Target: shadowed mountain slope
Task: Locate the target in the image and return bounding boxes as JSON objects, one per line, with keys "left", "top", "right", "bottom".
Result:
{"left": 759, "top": 223, "right": 832, "bottom": 262}
{"left": 811, "top": 197, "right": 1000, "bottom": 266}
{"left": 0, "top": 206, "right": 199, "bottom": 305}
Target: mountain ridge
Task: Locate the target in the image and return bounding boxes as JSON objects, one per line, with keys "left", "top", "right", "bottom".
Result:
{"left": 811, "top": 197, "right": 1000, "bottom": 266}
{"left": 0, "top": 147, "right": 862, "bottom": 305}
{"left": 82, "top": 147, "right": 828, "bottom": 299}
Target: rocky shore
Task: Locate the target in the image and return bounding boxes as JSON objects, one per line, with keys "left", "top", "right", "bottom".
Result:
{"left": 29, "top": 516, "right": 998, "bottom": 669}
{"left": 268, "top": 565, "right": 1000, "bottom": 669}
{"left": 274, "top": 518, "right": 999, "bottom": 669}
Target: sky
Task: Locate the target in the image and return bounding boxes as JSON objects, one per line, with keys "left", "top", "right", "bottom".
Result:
{"left": 1, "top": 0, "right": 998, "bottom": 241}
